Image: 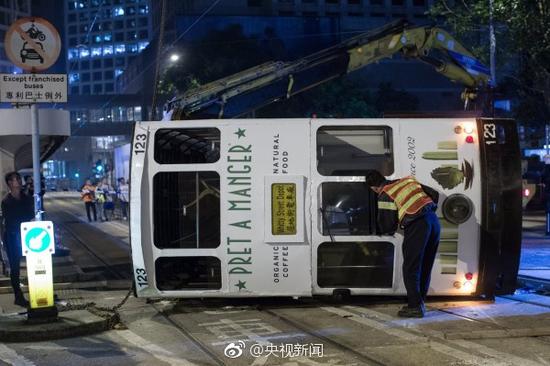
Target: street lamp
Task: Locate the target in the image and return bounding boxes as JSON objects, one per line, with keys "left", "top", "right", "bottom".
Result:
{"left": 169, "top": 53, "right": 180, "bottom": 63}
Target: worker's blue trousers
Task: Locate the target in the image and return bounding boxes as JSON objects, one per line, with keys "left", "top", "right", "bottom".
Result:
{"left": 402, "top": 211, "right": 441, "bottom": 308}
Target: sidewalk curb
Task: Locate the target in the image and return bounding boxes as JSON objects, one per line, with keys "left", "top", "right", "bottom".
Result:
{"left": 0, "top": 309, "right": 114, "bottom": 343}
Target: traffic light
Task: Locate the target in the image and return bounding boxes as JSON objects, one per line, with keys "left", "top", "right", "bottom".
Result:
{"left": 94, "top": 160, "right": 104, "bottom": 174}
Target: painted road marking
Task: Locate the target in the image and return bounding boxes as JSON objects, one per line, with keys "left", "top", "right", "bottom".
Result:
{"left": 0, "top": 343, "right": 36, "bottom": 366}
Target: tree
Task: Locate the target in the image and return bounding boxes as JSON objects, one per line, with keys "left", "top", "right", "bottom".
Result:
{"left": 374, "top": 83, "right": 419, "bottom": 114}
{"left": 161, "top": 24, "right": 272, "bottom": 94}
{"left": 430, "top": 1, "right": 550, "bottom": 125}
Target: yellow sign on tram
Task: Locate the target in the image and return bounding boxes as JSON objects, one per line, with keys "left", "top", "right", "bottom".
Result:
{"left": 271, "top": 183, "right": 297, "bottom": 235}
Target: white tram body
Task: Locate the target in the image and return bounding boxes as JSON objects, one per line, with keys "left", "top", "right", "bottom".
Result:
{"left": 130, "top": 118, "right": 521, "bottom": 298}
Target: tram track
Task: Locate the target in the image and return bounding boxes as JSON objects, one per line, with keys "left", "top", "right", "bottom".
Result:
{"left": 261, "top": 307, "right": 386, "bottom": 366}
{"left": 151, "top": 303, "right": 227, "bottom": 366}
{"left": 150, "top": 301, "right": 387, "bottom": 366}
{"left": 52, "top": 197, "right": 131, "bottom": 247}
{"left": 498, "top": 294, "right": 550, "bottom": 310}
{"left": 141, "top": 292, "right": 550, "bottom": 366}
{"left": 54, "top": 214, "right": 130, "bottom": 281}
{"left": 425, "top": 293, "right": 550, "bottom": 332}
{"left": 46, "top": 198, "right": 132, "bottom": 282}
{"left": 146, "top": 295, "right": 550, "bottom": 366}
{"left": 433, "top": 305, "right": 511, "bottom": 330}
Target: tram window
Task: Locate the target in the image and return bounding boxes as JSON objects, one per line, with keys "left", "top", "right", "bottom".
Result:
{"left": 320, "top": 182, "right": 377, "bottom": 235}
{"left": 154, "top": 128, "right": 220, "bottom": 164}
{"left": 155, "top": 257, "right": 221, "bottom": 290}
{"left": 317, "top": 242, "right": 393, "bottom": 288}
{"left": 317, "top": 126, "right": 394, "bottom": 176}
{"left": 153, "top": 172, "right": 220, "bottom": 249}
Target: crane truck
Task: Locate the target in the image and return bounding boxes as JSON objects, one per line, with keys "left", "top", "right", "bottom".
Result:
{"left": 164, "top": 19, "right": 492, "bottom": 120}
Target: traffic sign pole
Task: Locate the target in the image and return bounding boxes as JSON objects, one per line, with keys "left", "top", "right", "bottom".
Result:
{"left": 31, "top": 103, "right": 42, "bottom": 221}
{"left": 5, "top": 16, "right": 63, "bottom": 322}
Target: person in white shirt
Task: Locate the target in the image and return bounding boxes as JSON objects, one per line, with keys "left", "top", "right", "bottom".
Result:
{"left": 117, "top": 177, "right": 129, "bottom": 220}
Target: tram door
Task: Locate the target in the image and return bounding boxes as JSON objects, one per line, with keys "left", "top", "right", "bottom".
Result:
{"left": 310, "top": 121, "right": 401, "bottom": 296}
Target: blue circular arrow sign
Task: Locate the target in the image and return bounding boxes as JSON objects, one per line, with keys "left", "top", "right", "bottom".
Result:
{"left": 24, "top": 227, "right": 51, "bottom": 253}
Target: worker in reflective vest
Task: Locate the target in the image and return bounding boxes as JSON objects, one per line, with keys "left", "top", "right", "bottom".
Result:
{"left": 365, "top": 170, "right": 440, "bottom": 318}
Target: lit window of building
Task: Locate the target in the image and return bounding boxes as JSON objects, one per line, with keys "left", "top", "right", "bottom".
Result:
{"left": 127, "top": 43, "right": 138, "bottom": 53}
{"left": 91, "top": 47, "right": 102, "bottom": 57}
{"left": 113, "top": 7, "right": 125, "bottom": 16}
{"left": 115, "top": 68, "right": 124, "bottom": 77}
{"left": 115, "top": 44, "right": 126, "bottom": 54}
{"left": 68, "top": 48, "right": 79, "bottom": 60}
{"left": 103, "top": 45, "right": 113, "bottom": 56}
{"left": 79, "top": 48, "right": 90, "bottom": 58}
{"left": 69, "top": 73, "right": 80, "bottom": 84}
{"left": 138, "top": 41, "right": 149, "bottom": 51}
{"left": 104, "top": 33, "right": 112, "bottom": 42}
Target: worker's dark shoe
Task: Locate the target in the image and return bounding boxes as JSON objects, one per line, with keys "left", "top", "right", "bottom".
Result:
{"left": 397, "top": 305, "right": 425, "bottom": 318}
{"left": 14, "top": 294, "right": 29, "bottom": 308}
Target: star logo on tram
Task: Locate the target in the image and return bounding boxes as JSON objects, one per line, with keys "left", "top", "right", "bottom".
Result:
{"left": 235, "top": 280, "right": 247, "bottom": 290}
{"left": 235, "top": 128, "right": 246, "bottom": 139}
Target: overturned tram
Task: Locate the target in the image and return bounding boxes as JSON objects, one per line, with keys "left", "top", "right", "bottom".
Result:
{"left": 129, "top": 117, "right": 521, "bottom": 299}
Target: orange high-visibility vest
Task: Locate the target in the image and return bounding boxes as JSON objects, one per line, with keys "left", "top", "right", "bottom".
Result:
{"left": 382, "top": 176, "right": 433, "bottom": 222}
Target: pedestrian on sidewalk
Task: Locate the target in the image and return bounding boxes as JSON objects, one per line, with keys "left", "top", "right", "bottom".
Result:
{"left": 81, "top": 179, "right": 97, "bottom": 222}
{"left": 117, "top": 177, "right": 129, "bottom": 220}
{"left": 97, "top": 178, "right": 114, "bottom": 221}
{"left": 1, "top": 172, "right": 34, "bottom": 307}
{"left": 365, "top": 170, "right": 440, "bottom": 318}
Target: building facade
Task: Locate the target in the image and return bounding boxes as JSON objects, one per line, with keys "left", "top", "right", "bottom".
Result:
{"left": 0, "top": 0, "right": 31, "bottom": 73}
{"left": 64, "top": 0, "right": 152, "bottom": 95}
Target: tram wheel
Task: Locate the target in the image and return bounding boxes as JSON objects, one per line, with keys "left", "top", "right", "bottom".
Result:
{"left": 332, "top": 289, "right": 351, "bottom": 302}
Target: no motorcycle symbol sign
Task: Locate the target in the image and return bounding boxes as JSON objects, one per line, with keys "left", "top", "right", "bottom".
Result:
{"left": 4, "top": 17, "right": 61, "bottom": 72}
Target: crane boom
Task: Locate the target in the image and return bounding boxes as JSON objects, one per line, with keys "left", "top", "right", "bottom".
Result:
{"left": 166, "top": 19, "right": 490, "bottom": 120}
